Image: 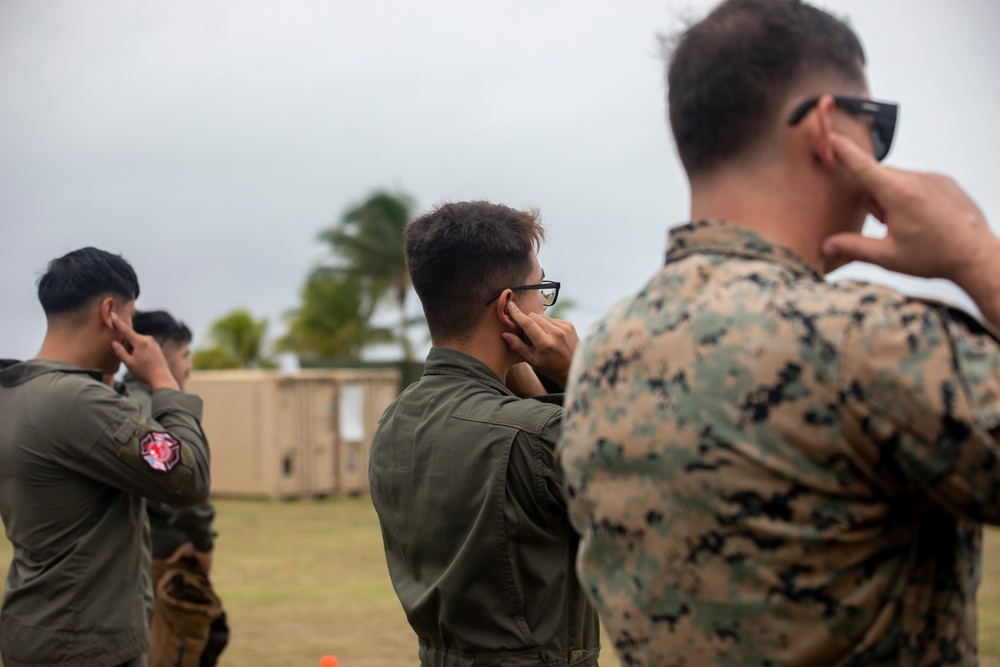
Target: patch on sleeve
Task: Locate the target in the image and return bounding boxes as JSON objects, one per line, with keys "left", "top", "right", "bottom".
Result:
{"left": 140, "top": 432, "right": 181, "bottom": 472}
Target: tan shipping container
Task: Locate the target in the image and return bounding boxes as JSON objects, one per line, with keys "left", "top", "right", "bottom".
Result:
{"left": 185, "top": 368, "right": 400, "bottom": 499}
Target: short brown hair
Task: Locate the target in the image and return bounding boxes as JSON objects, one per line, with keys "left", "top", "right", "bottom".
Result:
{"left": 405, "top": 201, "right": 545, "bottom": 341}
{"left": 666, "top": 0, "right": 866, "bottom": 176}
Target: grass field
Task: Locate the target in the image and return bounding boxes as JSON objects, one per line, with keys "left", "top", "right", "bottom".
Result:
{"left": 1, "top": 496, "right": 999, "bottom": 666}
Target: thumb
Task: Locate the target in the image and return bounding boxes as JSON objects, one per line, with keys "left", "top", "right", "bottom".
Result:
{"left": 822, "top": 232, "right": 890, "bottom": 267}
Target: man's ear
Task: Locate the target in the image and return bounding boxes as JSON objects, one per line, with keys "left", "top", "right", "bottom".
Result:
{"left": 812, "top": 94, "right": 838, "bottom": 170}
{"left": 493, "top": 289, "right": 518, "bottom": 330}
{"left": 98, "top": 296, "right": 117, "bottom": 331}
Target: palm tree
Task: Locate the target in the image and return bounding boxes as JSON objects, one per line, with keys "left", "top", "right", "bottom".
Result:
{"left": 277, "top": 269, "right": 395, "bottom": 361}
{"left": 319, "top": 190, "right": 418, "bottom": 362}
{"left": 192, "top": 309, "right": 276, "bottom": 370}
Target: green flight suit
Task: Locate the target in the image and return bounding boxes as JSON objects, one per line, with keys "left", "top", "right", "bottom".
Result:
{"left": 369, "top": 347, "right": 601, "bottom": 667}
{"left": 123, "top": 376, "right": 225, "bottom": 667}
{"left": 0, "top": 359, "right": 211, "bottom": 667}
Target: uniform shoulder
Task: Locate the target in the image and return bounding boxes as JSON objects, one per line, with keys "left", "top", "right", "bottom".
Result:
{"left": 40, "top": 370, "right": 129, "bottom": 420}
{"left": 831, "top": 278, "right": 978, "bottom": 333}
{"left": 8, "top": 363, "right": 135, "bottom": 449}
{"left": 453, "top": 389, "right": 562, "bottom": 436}
{"left": 21, "top": 362, "right": 106, "bottom": 403}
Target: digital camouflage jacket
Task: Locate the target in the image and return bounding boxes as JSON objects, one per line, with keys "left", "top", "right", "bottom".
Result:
{"left": 559, "top": 220, "right": 1000, "bottom": 666}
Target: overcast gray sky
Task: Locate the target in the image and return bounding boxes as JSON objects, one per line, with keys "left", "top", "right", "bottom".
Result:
{"left": 2, "top": 0, "right": 997, "bottom": 362}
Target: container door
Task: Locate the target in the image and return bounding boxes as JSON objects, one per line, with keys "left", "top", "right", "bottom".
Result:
{"left": 304, "top": 379, "right": 337, "bottom": 497}
{"left": 274, "top": 379, "right": 303, "bottom": 498}
{"left": 187, "top": 376, "right": 266, "bottom": 497}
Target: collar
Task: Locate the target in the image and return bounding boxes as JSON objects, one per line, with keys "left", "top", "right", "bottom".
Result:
{"left": 666, "top": 220, "right": 824, "bottom": 282}
{"left": 422, "top": 347, "right": 514, "bottom": 397}
{"left": 0, "top": 358, "right": 103, "bottom": 387}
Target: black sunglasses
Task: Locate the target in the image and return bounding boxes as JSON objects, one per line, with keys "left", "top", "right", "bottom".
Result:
{"left": 484, "top": 281, "right": 560, "bottom": 307}
{"left": 788, "top": 95, "right": 898, "bottom": 162}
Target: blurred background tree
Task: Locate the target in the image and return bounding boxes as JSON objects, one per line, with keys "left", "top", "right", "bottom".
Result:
{"left": 192, "top": 308, "right": 276, "bottom": 370}
{"left": 316, "top": 190, "right": 422, "bottom": 363}
{"left": 277, "top": 269, "right": 395, "bottom": 362}
{"left": 194, "top": 190, "right": 428, "bottom": 373}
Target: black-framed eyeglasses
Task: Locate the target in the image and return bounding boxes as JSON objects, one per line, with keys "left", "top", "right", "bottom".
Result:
{"left": 484, "top": 281, "right": 560, "bottom": 307}
{"left": 788, "top": 95, "right": 898, "bottom": 162}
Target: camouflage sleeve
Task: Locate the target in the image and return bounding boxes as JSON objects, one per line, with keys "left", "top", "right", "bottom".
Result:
{"left": 841, "top": 297, "right": 1000, "bottom": 523}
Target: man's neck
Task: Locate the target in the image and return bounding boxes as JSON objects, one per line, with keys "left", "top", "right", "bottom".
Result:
{"left": 690, "top": 163, "right": 834, "bottom": 273}
{"left": 434, "top": 334, "right": 513, "bottom": 383}
{"left": 35, "top": 330, "right": 102, "bottom": 371}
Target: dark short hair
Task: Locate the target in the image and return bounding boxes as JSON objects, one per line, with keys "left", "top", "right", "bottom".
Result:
{"left": 666, "top": 0, "right": 866, "bottom": 176}
{"left": 132, "top": 310, "right": 193, "bottom": 346}
{"left": 37, "top": 247, "right": 140, "bottom": 316}
{"left": 405, "top": 201, "right": 545, "bottom": 341}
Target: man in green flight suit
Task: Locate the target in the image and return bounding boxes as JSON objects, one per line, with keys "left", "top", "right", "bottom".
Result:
{"left": 0, "top": 247, "right": 211, "bottom": 667}
{"left": 369, "top": 201, "right": 600, "bottom": 666}
{"left": 559, "top": 1, "right": 1000, "bottom": 665}
{"left": 125, "top": 310, "right": 228, "bottom": 667}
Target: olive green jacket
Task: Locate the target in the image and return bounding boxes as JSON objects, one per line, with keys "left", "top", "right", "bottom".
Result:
{"left": 125, "top": 376, "right": 217, "bottom": 558}
{"left": 369, "top": 348, "right": 600, "bottom": 667}
{"left": 0, "top": 359, "right": 211, "bottom": 667}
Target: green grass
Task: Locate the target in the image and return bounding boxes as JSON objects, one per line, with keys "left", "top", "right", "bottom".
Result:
{"left": 200, "top": 496, "right": 418, "bottom": 666}
{"left": 0, "top": 498, "right": 998, "bottom": 666}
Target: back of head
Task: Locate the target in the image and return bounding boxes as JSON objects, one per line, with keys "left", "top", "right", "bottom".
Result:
{"left": 37, "top": 247, "right": 140, "bottom": 317}
{"left": 405, "top": 201, "right": 545, "bottom": 342}
{"left": 666, "top": 0, "right": 866, "bottom": 177}
{"left": 132, "top": 310, "right": 192, "bottom": 347}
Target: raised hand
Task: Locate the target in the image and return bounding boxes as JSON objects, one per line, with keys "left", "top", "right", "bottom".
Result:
{"left": 822, "top": 132, "right": 1000, "bottom": 327}
{"left": 502, "top": 302, "right": 579, "bottom": 389}
{"left": 110, "top": 312, "right": 180, "bottom": 391}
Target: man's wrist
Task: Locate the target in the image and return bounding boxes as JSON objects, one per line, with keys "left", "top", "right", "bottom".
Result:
{"left": 148, "top": 375, "right": 181, "bottom": 392}
{"left": 951, "top": 237, "right": 1000, "bottom": 329}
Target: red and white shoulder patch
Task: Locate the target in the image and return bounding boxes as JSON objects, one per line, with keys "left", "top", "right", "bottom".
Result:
{"left": 140, "top": 432, "right": 181, "bottom": 472}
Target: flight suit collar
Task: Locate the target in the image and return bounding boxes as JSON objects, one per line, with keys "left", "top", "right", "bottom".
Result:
{"left": 666, "top": 219, "right": 825, "bottom": 282}
{"left": 0, "top": 358, "right": 103, "bottom": 387}
{"left": 422, "top": 347, "right": 514, "bottom": 397}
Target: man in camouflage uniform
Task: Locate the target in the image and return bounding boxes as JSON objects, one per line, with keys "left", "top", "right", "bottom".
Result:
{"left": 558, "top": 0, "right": 1000, "bottom": 664}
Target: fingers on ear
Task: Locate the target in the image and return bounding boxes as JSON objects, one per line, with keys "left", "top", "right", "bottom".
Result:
{"left": 100, "top": 297, "right": 117, "bottom": 329}
{"left": 795, "top": 94, "right": 838, "bottom": 170}
{"left": 495, "top": 291, "right": 517, "bottom": 328}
